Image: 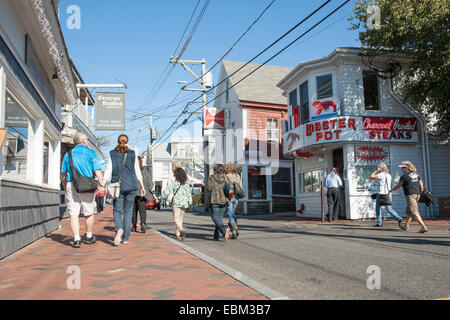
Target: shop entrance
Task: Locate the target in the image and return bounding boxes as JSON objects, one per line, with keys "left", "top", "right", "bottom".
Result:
{"left": 333, "top": 148, "right": 346, "bottom": 220}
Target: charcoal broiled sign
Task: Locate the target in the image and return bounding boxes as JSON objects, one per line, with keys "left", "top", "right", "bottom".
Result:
{"left": 283, "top": 116, "right": 419, "bottom": 154}
{"left": 95, "top": 92, "right": 126, "bottom": 131}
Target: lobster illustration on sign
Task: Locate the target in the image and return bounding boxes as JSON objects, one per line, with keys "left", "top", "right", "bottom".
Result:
{"left": 286, "top": 133, "right": 313, "bottom": 158}
{"left": 312, "top": 100, "right": 337, "bottom": 116}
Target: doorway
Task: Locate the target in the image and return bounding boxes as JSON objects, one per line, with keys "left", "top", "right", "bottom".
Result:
{"left": 332, "top": 148, "right": 346, "bottom": 220}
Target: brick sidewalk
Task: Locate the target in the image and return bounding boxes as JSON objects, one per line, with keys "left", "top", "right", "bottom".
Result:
{"left": 0, "top": 206, "right": 267, "bottom": 300}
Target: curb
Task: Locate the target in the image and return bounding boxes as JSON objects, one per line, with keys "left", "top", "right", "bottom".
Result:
{"left": 150, "top": 229, "right": 291, "bottom": 301}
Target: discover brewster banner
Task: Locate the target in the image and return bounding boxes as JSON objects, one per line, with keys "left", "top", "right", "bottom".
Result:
{"left": 95, "top": 92, "right": 126, "bottom": 131}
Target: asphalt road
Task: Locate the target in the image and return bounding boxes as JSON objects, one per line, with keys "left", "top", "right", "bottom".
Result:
{"left": 146, "top": 208, "right": 450, "bottom": 300}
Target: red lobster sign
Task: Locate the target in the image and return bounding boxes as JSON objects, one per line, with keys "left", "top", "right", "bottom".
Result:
{"left": 312, "top": 100, "right": 337, "bottom": 116}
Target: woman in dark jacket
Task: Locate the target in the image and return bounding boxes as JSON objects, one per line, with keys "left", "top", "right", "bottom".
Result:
{"left": 104, "top": 135, "right": 145, "bottom": 246}
{"left": 132, "top": 156, "right": 154, "bottom": 233}
{"left": 207, "top": 164, "right": 230, "bottom": 241}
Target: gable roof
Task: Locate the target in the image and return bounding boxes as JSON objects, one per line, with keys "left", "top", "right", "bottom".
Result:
{"left": 222, "top": 60, "right": 293, "bottom": 106}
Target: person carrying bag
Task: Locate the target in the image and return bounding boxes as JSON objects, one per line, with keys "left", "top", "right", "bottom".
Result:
{"left": 106, "top": 153, "right": 127, "bottom": 200}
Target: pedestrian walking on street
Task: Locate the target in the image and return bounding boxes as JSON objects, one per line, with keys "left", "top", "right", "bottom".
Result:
{"left": 323, "top": 167, "right": 343, "bottom": 222}
{"left": 104, "top": 135, "right": 146, "bottom": 246}
{"left": 389, "top": 161, "right": 429, "bottom": 233}
{"left": 164, "top": 167, "right": 193, "bottom": 241}
{"left": 61, "top": 132, "right": 105, "bottom": 248}
{"left": 207, "top": 164, "right": 231, "bottom": 241}
{"left": 370, "top": 163, "right": 404, "bottom": 229}
{"left": 95, "top": 187, "right": 106, "bottom": 215}
{"left": 225, "top": 163, "right": 241, "bottom": 239}
{"left": 132, "top": 156, "right": 154, "bottom": 234}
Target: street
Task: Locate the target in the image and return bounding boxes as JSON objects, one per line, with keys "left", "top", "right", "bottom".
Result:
{"left": 148, "top": 208, "right": 450, "bottom": 300}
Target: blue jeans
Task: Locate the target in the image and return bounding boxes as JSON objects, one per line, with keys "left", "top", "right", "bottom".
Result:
{"left": 227, "top": 197, "right": 239, "bottom": 223}
{"left": 113, "top": 190, "right": 136, "bottom": 241}
{"left": 211, "top": 204, "right": 228, "bottom": 239}
{"left": 376, "top": 193, "right": 402, "bottom": 226}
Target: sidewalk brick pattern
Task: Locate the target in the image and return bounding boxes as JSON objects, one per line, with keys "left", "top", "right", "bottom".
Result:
{"left": 0, "top": 207, "right": 267, "bottom": 300}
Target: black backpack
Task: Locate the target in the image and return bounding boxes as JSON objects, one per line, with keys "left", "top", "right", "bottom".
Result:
{"left": 68, "top": 151, "right": 98, "bottom": 193}
{"left": 419, "top": 190, "right": 434, "bottom": 207}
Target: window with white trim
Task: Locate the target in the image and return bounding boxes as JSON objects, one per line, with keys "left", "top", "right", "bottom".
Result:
{"left": 267, "top": 118, "right": 279, "bottom": 141}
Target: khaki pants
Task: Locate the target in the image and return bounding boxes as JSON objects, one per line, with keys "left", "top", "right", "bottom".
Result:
{"left": 172, "top": 207, "right": 185, "bottom": 237}
{"left": 405, "top": 194, "right": 421, "bottom": 219}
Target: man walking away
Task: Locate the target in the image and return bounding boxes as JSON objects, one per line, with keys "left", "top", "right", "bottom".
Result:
{"left": 389, "top": 161, "right": 429, "bottom": 233}
{"left": 323, "top": 167, "right": 342, "bottom": 222}
{"left": 61, "top": 132, "right": 105, "bottom": 248}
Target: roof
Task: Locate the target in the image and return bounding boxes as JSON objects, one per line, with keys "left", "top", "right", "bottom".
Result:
{"left": 152, "top": 143, "right": 172, "bottom": 160}
{"left": 221, "top": 60, "right": 293, "bottom": 106}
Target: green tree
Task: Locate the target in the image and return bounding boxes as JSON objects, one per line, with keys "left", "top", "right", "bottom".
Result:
{"left": 351, "top": 0, "right": 450, "bottom": 140}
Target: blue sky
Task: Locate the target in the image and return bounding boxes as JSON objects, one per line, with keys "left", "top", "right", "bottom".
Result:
{"left": 60, "top": 0, "right": 361, "bottom": 157}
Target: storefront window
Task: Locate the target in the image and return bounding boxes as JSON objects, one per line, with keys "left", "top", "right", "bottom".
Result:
{"left": 272, "top": 167, "right": 292, "bottom": 196}
{"left": 363, "top": 70, "right": 380, "bottom": 110}
{"left": 299, "top": 81, "right": 309, "bottom": 124}
{"left": 3, "top": 92, "right": 31, "bottom": 178}
{"left": 355, "top": 165, "right": 391, "bottom": 193}
{"left": 302, "top": 169, "right": 326, "bottom": 193}
{"left": 316, "top": 75, "right": 333, "bottom": 99}
{"left": 248, "top": 166, "right": 266, "bottom": 199}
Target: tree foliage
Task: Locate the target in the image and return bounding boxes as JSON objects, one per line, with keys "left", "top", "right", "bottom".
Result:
{"left": 351, "top": 0, "right": 450, "bottom": 140}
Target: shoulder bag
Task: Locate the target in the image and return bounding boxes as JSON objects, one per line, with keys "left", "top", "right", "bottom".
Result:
{"left": 168, "top": 183, "right": 182, "bottom": 207}
{"left": 233, "top": 175, "right": 245, "bottom": 199}
{"left": 106, "top": 153, "right": 128, "bottom": 200}
{"left": 68, "top": 151, "right": 98, "bottom": 193}
{"left": 223, "top": 175, "right": 235, "bottom": 199}
{"left": 378, "top": 174, "right": 392, "bottom": 206}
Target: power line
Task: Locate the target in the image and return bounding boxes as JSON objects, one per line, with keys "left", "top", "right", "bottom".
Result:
{"left": 146, "top": 0, "right": 335, "bottom": 153}
{"left": 151, "top": 0, "right": 351, "bottom": 155}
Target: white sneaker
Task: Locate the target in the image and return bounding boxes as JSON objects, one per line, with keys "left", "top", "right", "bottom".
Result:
{"left": 114, "top": 229, "right": 123, "bottom": 246}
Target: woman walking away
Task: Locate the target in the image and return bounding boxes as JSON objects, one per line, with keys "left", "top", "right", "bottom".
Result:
{"left": 132, "top": 156, "right": 154, "bottom": 234}
{"left": 389, "top": 161, "right": 429, "bottom": 233}
{"left": 207, "top": 164, "right": 231, "bottom": 241}
{"left": 104, "top": 135, "right": 146, "bottom": 246}
{"left": 225, "top": 163, "right": 241, "bottom": 239}
{"left": 164, "top": 167, "right": 193, "bottom": 241}
{"left": 370, "top": 163, "right": 404, "bottom": 229}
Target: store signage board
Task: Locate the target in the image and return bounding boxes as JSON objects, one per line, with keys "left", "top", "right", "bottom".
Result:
{"left": 310, "top": 98, "right": 339, "bottom": 121}
{"left": 204, "top": 107, "right": 226, "bottom": 130}
{"left": 95, "top": 92, "right": 126, "bottom": 131}
{"left": 283, "top": 116, "right": 418, "bottom": 154}
{"left": 354, "top": 145, "right": 390, "bottom": 165}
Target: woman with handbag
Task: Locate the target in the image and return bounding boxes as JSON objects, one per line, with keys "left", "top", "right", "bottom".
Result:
{"left": 370, "top": 163, "right": 404, "bottom": 229}
{"left": 225, "top": 163, "right": 242, "bottom": 239}
{"left": 207, "top": 164, "right": 231, "bottom": 241}
{"left": 104, "top": 135, "right": 146, "bottom": 246}
{"left": 164, "top": 167, "right": 193, "bottom": 241}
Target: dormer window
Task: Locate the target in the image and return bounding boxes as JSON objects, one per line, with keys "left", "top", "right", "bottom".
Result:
{"left": 316, "top": 74, "right": 333, "bottom": 99}
{"left": 363, "top": 70, "right": 380, "bottom": 110}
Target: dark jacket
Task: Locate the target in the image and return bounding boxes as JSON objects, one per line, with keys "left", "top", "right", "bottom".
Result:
{"left": 137, "top": 168, "right": 153, "bottom": 200}
{"left": 207, "top": 173, "right": 229, "bottom": 206}
{"left": 110, "top": 150, "right": 138, "bottom": 193}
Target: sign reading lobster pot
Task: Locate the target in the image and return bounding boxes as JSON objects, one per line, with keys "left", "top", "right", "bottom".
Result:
{"left": 95, "top": 92, "right": 126, "bottom": 131}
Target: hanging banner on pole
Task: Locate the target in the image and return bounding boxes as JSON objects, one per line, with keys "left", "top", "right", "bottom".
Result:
{"left": 95, "top": 92, "right": 126, "bottom": 130}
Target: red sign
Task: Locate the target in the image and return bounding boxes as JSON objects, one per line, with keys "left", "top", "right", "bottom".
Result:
{"left": 355, "top": 145, "right": 389, "bottom": 164}
{"left": 205, "top": 109, "right": 225, "bottom": 128}
{"left": 306, "top": 118, "right": 357, "bottom": 142}
{"left": 312, "top": 100, "right": 337, "bottom": 116}
{"left": 363, "top": 117, "right": 417, "bottom": 141}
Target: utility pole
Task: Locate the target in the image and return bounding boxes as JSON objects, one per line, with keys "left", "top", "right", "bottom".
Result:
{"left": 133, "top": 113, "right": 155, "bottom": 166}
{"left": 170, "top": 58, "right": 211, "bottom": 194}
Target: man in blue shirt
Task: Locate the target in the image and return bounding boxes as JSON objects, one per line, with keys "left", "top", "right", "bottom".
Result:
{"left": 323, "top": 167, "right": 343, "bottom": 222}
{"left": 61, "top": 132, "right": 105, "bottom": 248}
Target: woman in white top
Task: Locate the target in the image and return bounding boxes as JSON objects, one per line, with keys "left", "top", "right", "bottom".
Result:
{"left": 370, "top": 163, "right": 404, "bottom": 229}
